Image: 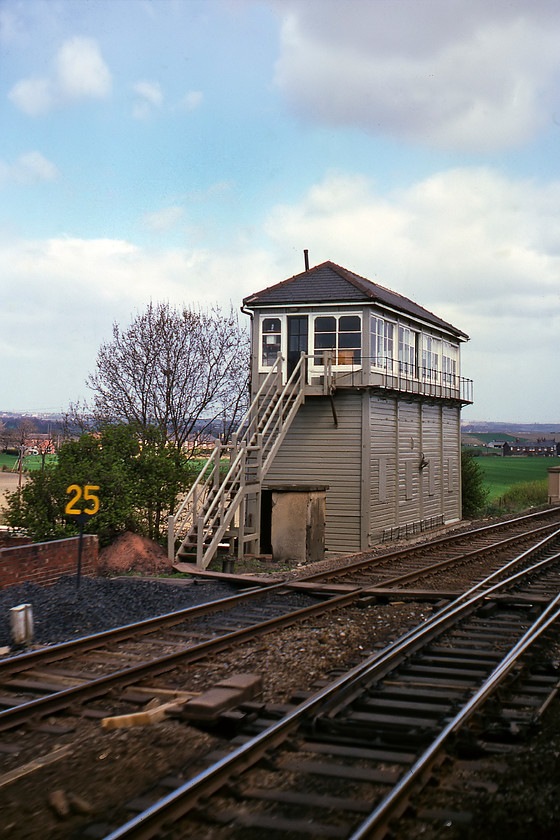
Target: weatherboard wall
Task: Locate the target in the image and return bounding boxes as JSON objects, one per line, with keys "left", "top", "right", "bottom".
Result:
{"left": 264, "top": 392, "right": 363, "bottom": 554}
{"left": 369, "top": 398, "right": 461, "bottom": 536}
{"left": 265, "top": 390, "right": 462, "bottom": 553}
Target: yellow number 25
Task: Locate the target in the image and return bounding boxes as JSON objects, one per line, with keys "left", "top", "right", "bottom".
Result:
{"left": 65, "top": 485, "right": 100, "bottom": 516}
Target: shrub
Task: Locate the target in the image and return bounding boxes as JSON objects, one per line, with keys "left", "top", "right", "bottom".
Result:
{"left": 494, "top": 479, "right": 548, "bottom": 512}
{"left": 461, "top": 451, "right": 489, "bottom": 518}
{"left": 4, "top": 423, "right": 195, "bottom": 546}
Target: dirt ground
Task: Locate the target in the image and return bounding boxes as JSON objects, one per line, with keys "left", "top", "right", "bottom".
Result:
{"left": 0, "top": 470, "right": 26, "bottom": 509}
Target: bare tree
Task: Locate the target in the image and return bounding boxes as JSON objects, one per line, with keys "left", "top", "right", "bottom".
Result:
{"left": 79, "top": 302, "right": 249, "bottom": 454}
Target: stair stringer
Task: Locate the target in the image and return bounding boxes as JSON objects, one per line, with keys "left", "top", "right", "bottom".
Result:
{"left": 169, "top": 353, "right": 307, "bottom": 568}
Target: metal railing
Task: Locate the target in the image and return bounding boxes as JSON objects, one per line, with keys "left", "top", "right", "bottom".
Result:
{"left": 321, "top": 355, "right": 473, "bottom": 403}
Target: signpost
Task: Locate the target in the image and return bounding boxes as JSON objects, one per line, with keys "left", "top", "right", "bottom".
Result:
{"left": 65, "top": 484, "right": 99, "bottom": 591}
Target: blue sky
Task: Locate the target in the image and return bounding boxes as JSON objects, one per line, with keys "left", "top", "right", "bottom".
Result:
{"left": 1, "top": 0, "right": 560, "bottom": 422}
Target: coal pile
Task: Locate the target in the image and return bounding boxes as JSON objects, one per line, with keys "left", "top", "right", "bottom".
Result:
{"left": 0, "top": 576, "right": 238, "bottom": 648}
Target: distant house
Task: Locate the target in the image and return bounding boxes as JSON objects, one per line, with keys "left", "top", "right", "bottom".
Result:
{"left": 486, "top": 440, "right": 507, "bottom": 451}
{"left": 503, "top": 440, "right": 559, "bottom": 457}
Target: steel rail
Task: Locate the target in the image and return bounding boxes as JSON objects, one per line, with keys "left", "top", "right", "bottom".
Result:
{"left": 315, "top": 530, "right": 560, "bottom": 717}
{"left": 99, "top": 534, "right": 560, "bottom": 840}
{"left": 2, "top": 525, "right": 558, "bottom": 732}
{"left": 5, "top": 509, "right": 556, "bottom": 678}
{"left": 368, "top": 520, "right": 560, "bottom": 589}
{"left": 348, "top": 590, "right": 560, "bottom": 840}
{"left": 0, "top": 582, "right": 294, "bottom": 677}
{"left": 0, "top": 588, "right": 361, "bottom": 731}
{"left": 298, "top": 506, "right": 560, "bottom": 582}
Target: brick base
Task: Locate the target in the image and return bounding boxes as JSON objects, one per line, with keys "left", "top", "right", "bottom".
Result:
{"left": 0, "top": 536, "right": 99, "bottom": 589}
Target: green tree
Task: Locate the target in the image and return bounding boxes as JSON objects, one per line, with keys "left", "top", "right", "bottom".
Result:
{"left": 461, "top": 450, "right": 488, "bottom": 518}
{"left": 5, "top": 424, "right": 193, "bottom": 546}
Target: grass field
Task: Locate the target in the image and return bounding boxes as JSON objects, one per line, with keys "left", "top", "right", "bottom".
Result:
{"left": 0, "top": 453, "right": 56, "bottom": 472}
{"left": 476, "top": 456, "right": 559, "bottom": 502}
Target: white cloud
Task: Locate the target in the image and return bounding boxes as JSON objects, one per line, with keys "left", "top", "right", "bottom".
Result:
{"left": 263, "top": 167, "right": 560, "bottom": 418}
{"left": 9, "top": 77, "right": 54, "bottom": 116}
{"left": 0, "top": 234, "right": 274, "bottom": 409}
{"left": 0, "top": 151, "right": 60, "bottom": 185}
{"left": 142, "top": 205, "right": 185, "bottom": 231}
{"left": 2, "top": 163, "right": 560, "bottom": 420}
{"left": 132, "top": 79, "right": 163, "bottom": 118}
{"left": 179, "top": 90, "right": 203, "bottom": 111}
{"left": 9, "top": 36, "right": 111, "bottom": 115}
{"left": 272, "top": 0, "right": 560, "bottom": 151}
{"left": 55, "top": 37, "right": 112, "bottom": 101}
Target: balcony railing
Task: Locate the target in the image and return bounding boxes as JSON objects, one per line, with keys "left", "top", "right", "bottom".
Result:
{"left": 312, "top": 355, "right": 473, "bottom": 404}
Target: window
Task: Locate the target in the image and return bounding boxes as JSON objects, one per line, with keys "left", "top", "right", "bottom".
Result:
{"left": 442, "top": 342, "right": 458, "bottom": 386}
{"left": 421, "top": 336, "right": 440, "bottom": 382}
{"left": 371, "top": 316, "right": 394, "bottom": 369}
{"left": 313, "top": 315, "right": 361, "bottom": 365}
{"left": 398, "top": 326, "right": 417, "bottom": 376}
{"left": 261, "top": 317, "right": 281, "bottom": 366}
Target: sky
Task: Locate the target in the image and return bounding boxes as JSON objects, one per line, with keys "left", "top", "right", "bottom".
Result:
{"left": 1, "top": 0, "right": 560, "bottom": 422}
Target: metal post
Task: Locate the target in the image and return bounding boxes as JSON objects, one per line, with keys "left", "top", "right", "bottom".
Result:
{"left": 167, "top": 515, "right": 175, "bottom": 562}
{"left": 76, "top": 521, "right": 84, "bottom": 592}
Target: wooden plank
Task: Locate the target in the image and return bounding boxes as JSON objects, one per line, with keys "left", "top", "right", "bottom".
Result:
{"left": 214, "top": 809, "right": 349, "bottom": 837}
{"left": 299, "top": 741, "right": 415, "bottom": 764}
{"left": 101, "top": 694, "right": 194, "bottom": 729}
{"left": 0, "top": 746, "right": 72, "bottom": 789}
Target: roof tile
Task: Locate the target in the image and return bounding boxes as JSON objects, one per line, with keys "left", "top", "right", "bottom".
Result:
{"left": 243, "top": 261, "right": 468, "bottom": 339}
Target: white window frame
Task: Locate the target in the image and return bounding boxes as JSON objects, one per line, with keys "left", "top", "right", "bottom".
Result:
{"left": 309, "top": 312, "right": 362, "bottom": 371}
{"left": 398, "top": 326, "right": 418, "bottom": 379}
{"left": 442, "top": 341, "right": 459, "bottom": 387}
{"left": 258, "top": 314, "right": 286, "bottom": 372}
{"left": 421, "top": 335, "right": 441, "bottom": 383}
{"left": 371, "top": 315, "right": 395, "bottom": 373}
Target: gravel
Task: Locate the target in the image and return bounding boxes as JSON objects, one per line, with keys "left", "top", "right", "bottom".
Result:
{"left": 0, "top": 576, "right": 241, "bottom": 647}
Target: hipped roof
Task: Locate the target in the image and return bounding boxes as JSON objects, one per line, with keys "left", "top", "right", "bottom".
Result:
{"left": 243, "top": 261, "right": 468, "bottom": 340}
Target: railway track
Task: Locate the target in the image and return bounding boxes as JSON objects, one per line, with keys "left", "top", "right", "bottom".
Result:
{"left": 1, "top": 509, "right": 560, "bottom": 736}
{"left": 293, "top": 506, "right": 560, "bottom": 592}
{"left": 93, "top": 527, "right": 560, "bottom": 840}
{"left": 0, "top": 587, "right": 359, "bottom": 732}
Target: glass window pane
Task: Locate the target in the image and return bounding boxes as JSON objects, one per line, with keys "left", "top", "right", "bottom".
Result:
{"left": 315, "top": 316, "right": 336, "bottom": 332}
{"left": 315, "top": 333, "right": 336, "bottom": 349}
{"left": 262, "top": 318, "right": 281, "bottom": 366}
{"left": 339, "top": 333, "right": 361, "bottom": 349}
{"left": 263, "top": 318, "right": 281, "bottom": 333}
{"left": 339, "top": 315, "right": 360, "bottom": 331}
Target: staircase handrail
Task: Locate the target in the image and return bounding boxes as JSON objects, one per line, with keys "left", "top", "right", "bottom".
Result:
{"left": 172, "top": 444, "right": 223, "bottom": 530}
{"left": 192, "top": 446, "right": 248, "bottom": 568}
{"left": 233, "top": 354, "right": 283, "bottom": 446}
{"left": 171, "top": 353, "right": 307, "bottom": 566}
{"left": 254, "top": 353, "right": 306, "bottom": 461}
{"left": 199, "top": 445, "right": 246, "bottom": 529}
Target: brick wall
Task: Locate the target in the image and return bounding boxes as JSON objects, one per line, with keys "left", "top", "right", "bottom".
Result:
{"left": 0, "top": 536, "right": 99, "bottom": 589}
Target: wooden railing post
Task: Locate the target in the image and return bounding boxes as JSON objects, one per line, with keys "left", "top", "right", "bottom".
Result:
{"left": 196, "top": 516, "right": 204, "bottom": 567}
{"left": 213, "top": 444, "right": 221, "bottom": 489}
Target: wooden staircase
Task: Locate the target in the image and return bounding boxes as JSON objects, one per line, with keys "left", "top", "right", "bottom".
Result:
{"left": 168, "top": 353, "right": 307, "bottom": 569}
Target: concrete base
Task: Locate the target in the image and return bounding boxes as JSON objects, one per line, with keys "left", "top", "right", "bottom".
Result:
{"left": 270, "top": 486, "right": 327, "bottom": 564}
{"left": 548, "top": 466, "right": 560, "bottom": 503}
